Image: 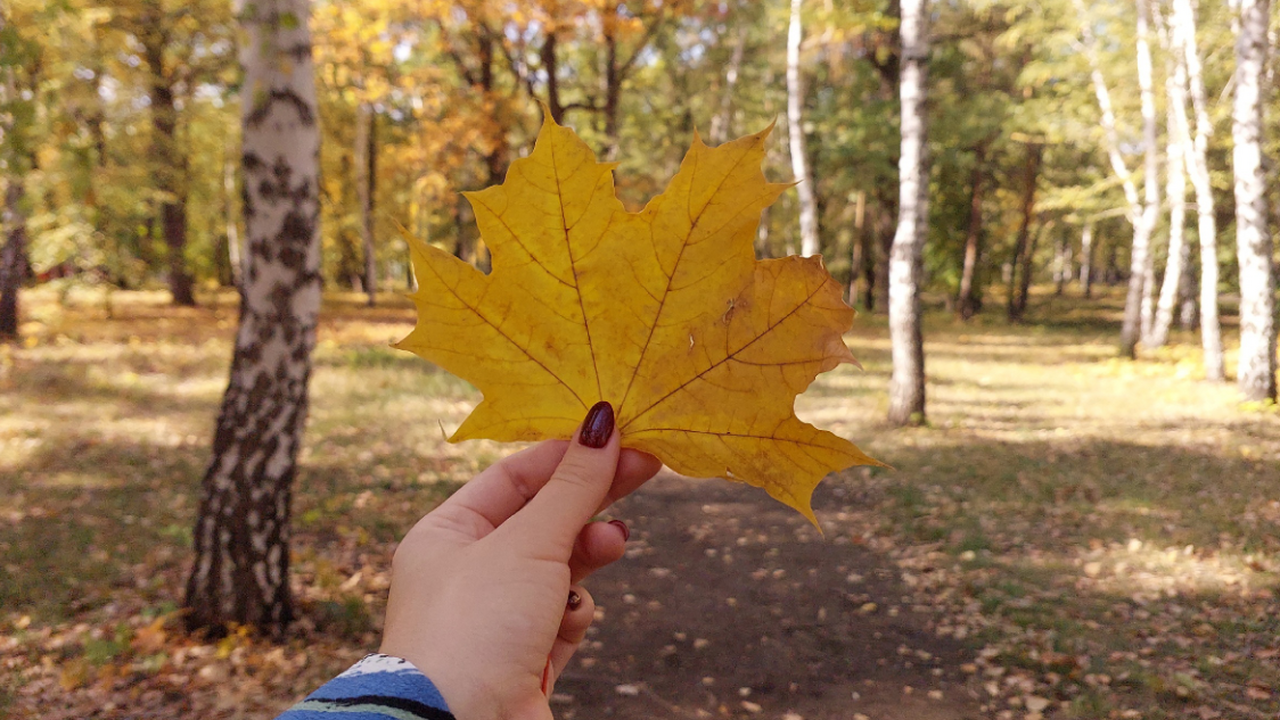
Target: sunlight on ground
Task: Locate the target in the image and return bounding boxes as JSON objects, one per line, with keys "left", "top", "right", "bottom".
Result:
{"left": 1071, "top": 537, "right": 1279, "bottom": 597}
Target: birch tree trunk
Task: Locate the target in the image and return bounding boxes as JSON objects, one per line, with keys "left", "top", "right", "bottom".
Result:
{"left": 1079, "top": 221, "right": 1094, "bottom": 298}
{"left": 1174, "top": 0, "right": 1223, "bottom": 380}
{"left": 224, "top": 151, "right": 243, "bottom": 288}
{"left": 786, "top": 0, "right": 820, "bottom": 257}
{"left": 1232, "top": 0, "right": 1276, "bottom": 402}
{"left": 887, "top": 0, "right": 928, "bottom": 426}
{"left": 1076, "top": 0, "right": 1156, "bottom": 358}
{"left": 1150, "top": 40, "right": 1192, "bottom": 348}
{"left": 185, "top": 0, "right": 322, "bottom": 635}
{"left": 1129, "top": 0, "right": 1160, "bottom": 354}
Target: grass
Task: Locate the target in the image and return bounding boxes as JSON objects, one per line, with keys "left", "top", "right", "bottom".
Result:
{"left": 2, "top": 284, "right": 1278, "bottom": 719}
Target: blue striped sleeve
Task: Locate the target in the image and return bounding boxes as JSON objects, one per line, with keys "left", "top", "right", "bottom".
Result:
{"left": 276, "top": 653, "right": 455, "bottom": 720}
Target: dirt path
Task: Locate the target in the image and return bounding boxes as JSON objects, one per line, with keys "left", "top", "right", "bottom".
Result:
{"left": 555, "top": 472, "right": 982, "bottom": 720}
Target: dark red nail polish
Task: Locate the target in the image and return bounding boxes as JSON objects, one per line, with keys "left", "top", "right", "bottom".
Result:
{"left": 567, "top": 590, "right": 582, "bottom": 611}
{"left": 608, "top": 519, "right": 630, "bottom": 541}
{"left": 579, "top": 401, "right": 614, "bottom": 449}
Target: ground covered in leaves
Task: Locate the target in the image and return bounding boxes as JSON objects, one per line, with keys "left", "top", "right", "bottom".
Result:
{"left": 1, "top": 287, "right": 1277, "bottom": 720}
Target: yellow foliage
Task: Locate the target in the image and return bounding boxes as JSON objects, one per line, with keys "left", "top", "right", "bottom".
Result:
{"left": 396, "top": 117, "right": 883, "bottom": 523}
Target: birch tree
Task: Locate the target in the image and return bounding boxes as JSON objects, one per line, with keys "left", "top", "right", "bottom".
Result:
{"left": 1173, "top": 0, "right": 1223, "bottom": 381}
{"left": 1131, "top": 0, "right": 1161, "bottom": 354}
{"left": 887, "top": 0, "right": 928, "bottom": 426}
{"left": 1076, "top": 0, "right": 1160, "bottom": 358}
{"left": 1231, "top": 0, "right": 1276, "bottom": 402}
{"left": 1149, "top": 16, "right": 1191, "bottom": 349}
{"left": 786, "top": 0, "right": 820, "bottom": 257}
{"left": 185, "top": 0, "right": 322, "bottom": 634}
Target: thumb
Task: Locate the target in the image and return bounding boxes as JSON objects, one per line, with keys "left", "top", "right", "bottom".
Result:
{"left": 501, "top": 401, "right": 620, "bottom": 558}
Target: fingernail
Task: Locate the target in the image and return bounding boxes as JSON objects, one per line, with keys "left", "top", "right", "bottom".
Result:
{"left": 567, "top": 590, "right": 582, "bottom": 611}
{"left": 540, "top": 657, "right": 552, "bottom": 696}
{"left": 579, "top": 401, "right": 614, "bottom": 449}
{"left": 608, "top": 519, "right": 630, "bottom": 541}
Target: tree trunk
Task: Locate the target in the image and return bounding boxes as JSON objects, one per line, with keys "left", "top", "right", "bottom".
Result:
{"left": 1053, "top": 231, "right": 1070, "bottom": 296}
{"left": 1104, "top": 240, "right": 1120, "bottom": 285}
{"left": 1015, "top": 218, "right": 1047, "bottom": 318}
{"left": 1149, "top": 40, "right": 1192, "bottom": 349}
{"left": 1076, "top": 0, "right": 1157, "bottom": 357}
{"left": 859, "top": 202, "right": 877, "bottom": 311}
{"left": 848, "top": 190, "right": 867, "bottom": 307}
{"left": 602, "top": 14, "right": 622, "bottom": 162}
{"left": 1, "top": 181, "right": 27, "bottom": 340}
{"left": 224, "top": 150, "right": 243, "bottom": 288}
{"left": 957, "top": 147, "right": 985, "bottom": 321}
{"left": 887, "top": 0, "right": 928, "bottom": 427}
{"left": 873, "top": 193, "right": 895, "bottom": 313}
{"left": 356, "top": 102, "right": 377, "bottom": 307}
{"left": 1231, "top": 0, "right": 1276, "bottom": 402}
{"left": 1178, "top": 257, "right": 1198, "bottom": 330}
{"left": 787, "top": 0, "right": 820, "bottom": 258}
{"left": 141, "top": 21, "right": 196, "bottom": 307}
{"left": 478, "top": 31, "right": 509, "bottom": 187}
{"left": 1007, "top": 144, "right": 1041, "bottom": 323}
{"left": 1079, "top": 221, "right": 1094, "bottom": 299}
{"left": 1174, "top": 0, "right": 1223, "bottom": 379}
{"left": 185, "top": 0, "right": 322, "bottom": 636}
{"left": 540, "top": 32, "right": 564, "bottom": 124}
{"left": 869, "top": 0, "right": 900, "bottom": 315}
{"left": 1124, "top": 0, "right": 1160, "bottom": 355}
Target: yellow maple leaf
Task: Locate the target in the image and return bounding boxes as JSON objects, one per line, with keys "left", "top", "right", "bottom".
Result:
{"left": 395, "top": 116, "right": 884, "bottom": 523}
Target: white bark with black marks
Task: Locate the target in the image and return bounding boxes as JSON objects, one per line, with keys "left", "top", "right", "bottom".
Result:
{"left": 185, "top": 0, "right": 322, "bottom": 635}
{"left": 1150, "top": 30, "right": 1191, "bottom": 349}
{"left": 888, "top": 0, "right": 928, "bottom": 426}
{"left": 1232, "top": 0, "right": 1276, "bottom": 402}
{"left": 787, "top": 0, "right": 820, "bottom": 258}
{"left": 1173, "top": 0, "right": 1223, "bottom": 380}
{"left": 1130, "top": 0, "right": 1160, "bottom": 354}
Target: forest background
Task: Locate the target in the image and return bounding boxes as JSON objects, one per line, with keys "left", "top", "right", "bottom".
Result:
{"left": 2, "top": 0, "right": 1280, "bottom": 718}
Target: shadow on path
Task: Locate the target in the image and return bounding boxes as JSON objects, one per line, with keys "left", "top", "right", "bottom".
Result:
{"left": 558, "top": 473, "right": 982, "bottom": 720}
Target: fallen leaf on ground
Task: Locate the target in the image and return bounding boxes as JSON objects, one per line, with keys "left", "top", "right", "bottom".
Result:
{"left": 397, "top": 115, "right": 882, "bottom": 521}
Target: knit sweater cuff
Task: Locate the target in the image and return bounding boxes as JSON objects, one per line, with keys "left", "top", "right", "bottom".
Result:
{"left": 275, "top": 653, "right": 456, "bottom": 720}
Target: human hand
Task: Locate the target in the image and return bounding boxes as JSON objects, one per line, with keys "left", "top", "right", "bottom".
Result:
{"left": 379, "top": 401, "right": 661, "bottom": 720}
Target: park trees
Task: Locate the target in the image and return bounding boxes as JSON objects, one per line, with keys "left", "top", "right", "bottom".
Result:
{"left": 185, "top": 0, "right": 322, "bottom": 634}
